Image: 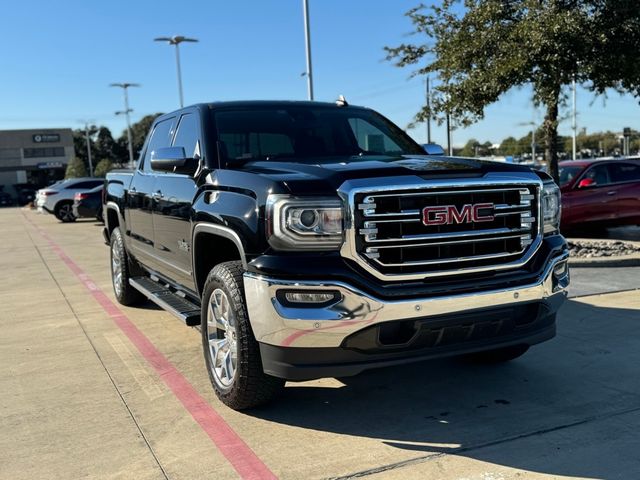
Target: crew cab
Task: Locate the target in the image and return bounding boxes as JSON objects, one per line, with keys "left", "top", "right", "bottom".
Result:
{"left": 104, "top": 100, "right": 569, "bottom": 410}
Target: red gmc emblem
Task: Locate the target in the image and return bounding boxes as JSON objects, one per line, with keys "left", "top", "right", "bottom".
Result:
{"left": 422, "top": 203, "right": 495, "bottom": 226}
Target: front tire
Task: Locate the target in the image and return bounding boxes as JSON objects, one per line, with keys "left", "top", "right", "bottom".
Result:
{"left": 110, "top": 227, "right": 144, "bottom": 306}
{"left": 55, "top": 201, "right": 76, "bottom": 222}
{"left": 201, "top": 261, "right": 284, "bottom": 410}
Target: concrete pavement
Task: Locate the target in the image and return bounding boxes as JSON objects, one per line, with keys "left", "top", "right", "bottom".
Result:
{"left": 1, "top": 207, "right": 639, "bottom": 479}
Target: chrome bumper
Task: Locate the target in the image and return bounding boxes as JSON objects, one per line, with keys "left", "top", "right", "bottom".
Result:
{"left": 243, "top": 252, "right": 570, "bottom": 348}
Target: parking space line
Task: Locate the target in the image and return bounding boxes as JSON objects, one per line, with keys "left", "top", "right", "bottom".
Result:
{"left": 24, "top": 215, "right": 277, "bottom": 480}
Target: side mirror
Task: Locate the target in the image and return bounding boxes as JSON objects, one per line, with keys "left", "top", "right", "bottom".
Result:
{"left": 421, "top": 143, "right": 445, "bottom": 155}
{"left": 150, "top": 147, "right": 198, "bottom": 174}
{"left": 577, "top": 178, "right": 596, "bottom": 189}
{"left": 150, "top": 147, "right": 187, "bottom": 171}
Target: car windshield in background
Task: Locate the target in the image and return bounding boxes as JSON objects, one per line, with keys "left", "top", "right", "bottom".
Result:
{"left": 559, "top": 166, "right": 583, "bottom": 185}
{"left": 213, "top": 106, "right": 425, "bottom": 162}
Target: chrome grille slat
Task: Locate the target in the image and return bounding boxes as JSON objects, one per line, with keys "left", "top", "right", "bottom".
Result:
{"left": 363, "top": 187, "right": 529, "bottom": 201}
{"left": 363, "top": 209, "right": 421, "bottom": 218}
{"left": 370, "top": 249, "right": 525, "bottom": 267}
{"left": 363, "top": 226, "right": 531, "bottom": 244}
{"left": 367, "top": 233, "right": 529, "bottom": 249}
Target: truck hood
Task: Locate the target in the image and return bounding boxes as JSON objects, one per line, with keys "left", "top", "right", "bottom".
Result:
{"left": 236, "top": 154, "right": 532, "bottom": 195}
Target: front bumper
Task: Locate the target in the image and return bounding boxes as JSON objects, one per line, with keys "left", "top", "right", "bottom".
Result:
{"left": 244, "top": 250, "right": 569, "bottom": 380}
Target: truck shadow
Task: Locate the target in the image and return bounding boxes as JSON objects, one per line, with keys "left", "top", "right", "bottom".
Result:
{"left": 249, "top": 299, "right": 640, "bottom": 478}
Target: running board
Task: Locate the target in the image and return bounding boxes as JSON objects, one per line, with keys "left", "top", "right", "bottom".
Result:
{"left": 129, "top": 277, "right": 201, "bottom": 326}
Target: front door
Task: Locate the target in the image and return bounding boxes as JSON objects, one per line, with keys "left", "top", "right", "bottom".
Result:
{"left": 151, "top": 112, "right": 201, "bottom": 290}
{"left": 564, "top": 163, "right": 613, "bottom": 226}
{"left": 125, "top": 116, "right": 175, "bottom": 268}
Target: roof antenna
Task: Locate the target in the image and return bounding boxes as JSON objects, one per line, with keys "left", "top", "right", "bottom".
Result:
{"left": 336, "top": 94, "right": 348, "bottom": 107}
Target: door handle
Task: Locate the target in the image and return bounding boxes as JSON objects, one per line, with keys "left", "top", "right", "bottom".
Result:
{"left": 152, "top": 190, "right": 163, "bottom": 199}
{"left": 606, "top": 190, "right": 617, "bottom": 196}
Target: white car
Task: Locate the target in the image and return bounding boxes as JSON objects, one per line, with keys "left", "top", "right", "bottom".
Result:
{"left": 36, "top": 178, "right": 104, "bottom": 222}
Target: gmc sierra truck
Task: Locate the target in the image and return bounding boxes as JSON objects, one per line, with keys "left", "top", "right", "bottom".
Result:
{"left": 104, "top": 100, "right": 569, "bottom": 410}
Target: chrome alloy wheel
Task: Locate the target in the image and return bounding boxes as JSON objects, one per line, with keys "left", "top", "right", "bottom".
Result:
{"left": 207, "top": 288, "right": 238, "bottom": 388}
{"left": 59, "top": 204, "right": 75, "bottom": 221}
{"left": 111, "top": 241, "right": 123, "bottom": 297}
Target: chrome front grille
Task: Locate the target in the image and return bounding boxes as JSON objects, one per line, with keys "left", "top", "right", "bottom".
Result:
{"left": 339, "top": 175, "right": 543, "bottom": 281}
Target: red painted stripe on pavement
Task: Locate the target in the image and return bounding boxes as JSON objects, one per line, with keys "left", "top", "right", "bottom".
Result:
{"left": 26, "top": 216, "right": 277, "bottom": 480}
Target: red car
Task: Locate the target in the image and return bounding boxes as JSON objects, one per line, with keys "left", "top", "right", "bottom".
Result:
{"left": 559, "top": 158, "right": 640, "bottom": 231}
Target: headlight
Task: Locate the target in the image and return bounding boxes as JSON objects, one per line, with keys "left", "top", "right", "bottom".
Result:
{"left": 266, "top": 195, "right": 343, "bottom": 250}
{"left": 542, "top": 181, "right": 561, "bottom": 234}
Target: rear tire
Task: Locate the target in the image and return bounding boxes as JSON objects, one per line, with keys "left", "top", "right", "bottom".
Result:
{"left": 201, "top": 261, "right": 284, "bottom": 410}
{"left": 110, "top": 227, "right": 144, "bottom": 306}
{"left": 464, "top": 344, "right": 529, "bottom": 363}
{"left": 55, "top": 201, "right": 76, "bottom": 223}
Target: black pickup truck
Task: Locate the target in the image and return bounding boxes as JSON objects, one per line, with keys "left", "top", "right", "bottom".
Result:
{"left": 104, "top": 100, "right": 569, "bottom": 409}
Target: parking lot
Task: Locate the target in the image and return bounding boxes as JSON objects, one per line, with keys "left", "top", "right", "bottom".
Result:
{"left": 2, "top": 207, "right": 640, "bottom": 480}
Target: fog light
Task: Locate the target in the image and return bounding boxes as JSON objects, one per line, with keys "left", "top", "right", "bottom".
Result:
{"left": 278, "top": 290, "right": 342, "bottom": 308}
{"left": 284, "top": 291, "right": 337, "bottom": 304}
{"left": 553, "top": 261, "right": 568, "bottom": 278}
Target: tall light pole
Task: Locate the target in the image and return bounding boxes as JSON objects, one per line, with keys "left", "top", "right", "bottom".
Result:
{"left": 115, "top": 109, "right": 134, "bottom": 167}
{"left": 78, "top": 120, "right": 95, "bottom": 176}
{"left": 572, "top": 77, "right": 577, "bottom": 160}
{"left": 109, "top": 83, "right": 139, "bottom": 167}
{"left": 302, "top": 0, "right": 314, "bottom": 100}
{"left": 425, "top": 76, "right": 432, "bottom": 144}
{"left": 154, "top": 35, "right": 198, "bottom": 108}
{"left": 446, "top": 112, "right": 452, "bottom": 156}
{"left": 518, "top": 121, "right": 537, "bottom": 162}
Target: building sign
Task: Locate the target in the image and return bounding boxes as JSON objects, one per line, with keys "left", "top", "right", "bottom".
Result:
{"left": 37, "top": 161, "right": 65, "bottom": 169}
{"left": 33, "top": 134, "right": 60, "bottom": 143}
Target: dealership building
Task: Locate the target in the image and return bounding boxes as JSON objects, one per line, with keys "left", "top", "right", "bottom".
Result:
{"left": 0, "top": 128, "right": 75, "bottom": 197}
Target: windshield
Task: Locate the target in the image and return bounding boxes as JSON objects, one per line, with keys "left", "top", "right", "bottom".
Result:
{"left": 213, "top": 106, "right": 424, "bottom": 162}
{"left": 559, "top": 165, "right": 583, "bottom": 186}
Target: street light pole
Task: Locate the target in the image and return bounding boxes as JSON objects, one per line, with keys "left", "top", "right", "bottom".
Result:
{"left": 572, "top": 77, "right": 577, "bottom": 160}
{"left": 302, "top": 0, "right": 314, "bottom": 100}
{"left": 83, "top": 122, "right": 94, "bottom": 177}
{"left": 115, "top": 109, "right": 134, "bottom": 168}
{"left": 426, "top": 76, "right": 432, "bottom": 144}
{"left": 109, "top": 83, "right": 140, "bottom": 167}
{"left": 154, "top": 36, "right": 199, "bottom": 108}
{"left": 446, "top": 112, "right": 452, "bottom": 155}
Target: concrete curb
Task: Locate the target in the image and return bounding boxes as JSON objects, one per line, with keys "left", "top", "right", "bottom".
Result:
{"left": 567, "top": 238, "right": 640, "bottom": 268}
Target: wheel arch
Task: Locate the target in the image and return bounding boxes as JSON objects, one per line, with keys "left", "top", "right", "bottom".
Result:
{"left": 192, "top": 223, "right": 247, "bottom": 296}
{"left": 105, "top": 201, "right": 124, "bottom": 235}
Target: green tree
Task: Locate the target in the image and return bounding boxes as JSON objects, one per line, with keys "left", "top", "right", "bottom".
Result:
{"left": 94, "top": 127, "right": 120, "bottom": 163}
{"left": 499, "top": 136, "right": 519, "bottom": 156}
{"left": 65, "top": 157, "right": 87, "bottom": 179}
{"left": 385, "top": 1, "right": 640, "bottom": 182}
{"left": 459, "top": 138, "right": 479, "bottom": 157}
{"left": 94, "top": 158, "right": 114, "bottom": 177}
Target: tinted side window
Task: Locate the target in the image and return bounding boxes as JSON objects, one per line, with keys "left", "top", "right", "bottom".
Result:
{"left": 583, "top": 164, "right": 611, "bottom": 186}
{"left": 172, "top": 113, "right": 200, "bottom": 158}
{"left": 142, "top": 118, "right": 175, "bottom": 172}
{"left": 610, "top": 162, "right": 640, "bottom": 182}
{"left": 66, "top": 181, "right": 102, "bottom": 189}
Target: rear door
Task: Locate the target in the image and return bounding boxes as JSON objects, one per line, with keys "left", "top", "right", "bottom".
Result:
{"left": 126, "top": 116, "right": 175, "bottom": 266}
{"left": 608, "top": 161, "right": 640, "bottom": 223}
{"left": 151, "top": 111, "right": 200, "bottom": 289}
